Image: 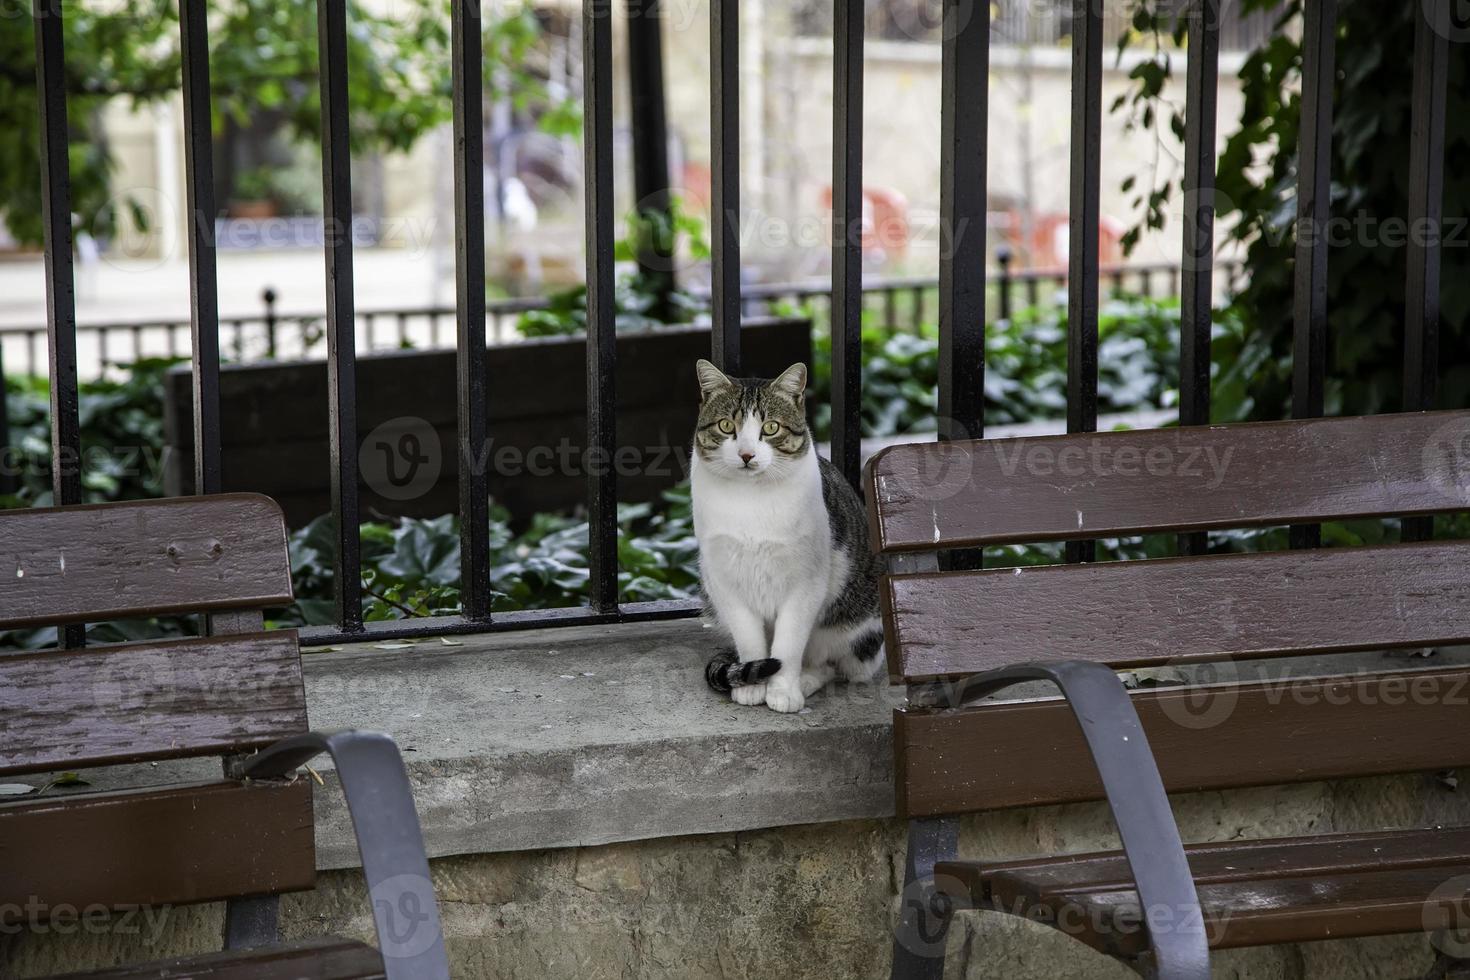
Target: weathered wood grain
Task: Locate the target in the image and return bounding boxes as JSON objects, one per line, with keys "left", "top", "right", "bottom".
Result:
{"left": 884, "top": 540, "right": 1470, "bottom": 679}
{"left": 940, "top": 827, "right": 1470, "bottom": 901}
{"left": 895, "top": 667, "right": 1470, "bottom": 817}
{"left": 49, "top": 940, "right": 384, "bottom": 980}
{"left": 0, "top": 493, "right": 293, "bottom": 630}
{"left": 0, "top": 780, "right": 316, "bottom": 918}
{"left": 867, "top": 410, "right": 1470, "bottom": 552}
{"left": 0, "top": 631, "right": 307, "bottom": 776}
{"left": 984, "top": 865, "right": 1470, "bottom": 955}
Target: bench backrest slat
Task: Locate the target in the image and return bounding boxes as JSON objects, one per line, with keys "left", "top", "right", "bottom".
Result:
{"left": 0, "top": 631, "right": 309, "bottom": 777}
{"left": 867, "top": 411, "right": 1470, "bottom": 552}
{"left": 884, "top": 540, "right": 1470, "bottom": 680}
{"left": 0, "top": 493, "right": 293, "bottom": 630}
{"left": 896, "top": 667, "right": 1470, "bottom": 817}
{"left": 0, "top": 780, "right": 316, "bottom": 917}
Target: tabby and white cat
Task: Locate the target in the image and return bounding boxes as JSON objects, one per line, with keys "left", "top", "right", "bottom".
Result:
{"left": 691, "top": 359, "right": 884, "bottom": 713}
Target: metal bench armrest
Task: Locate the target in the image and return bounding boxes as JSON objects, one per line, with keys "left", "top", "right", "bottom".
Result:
{"left": 942, "top": 661, "right": 1211, "bottom": 980}
{"left": 235, "top": 730, "right": 450, "bottom": 980}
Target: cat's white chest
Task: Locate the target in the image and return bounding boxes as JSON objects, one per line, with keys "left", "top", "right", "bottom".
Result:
{"left": 691, "top": 456, "right": 830, "bottom": 618}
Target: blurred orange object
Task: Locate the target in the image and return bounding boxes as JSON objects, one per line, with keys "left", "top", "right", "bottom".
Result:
{"left": 820, "top": 185, "right": 910, "bottom": 260}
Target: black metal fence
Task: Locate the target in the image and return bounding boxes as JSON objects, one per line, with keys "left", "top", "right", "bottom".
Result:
{"left": 0, "top": 260, "right": 1231, "bottom": 379}
{"left": 20, "top": 0, "right": 1451, "bottom": 646}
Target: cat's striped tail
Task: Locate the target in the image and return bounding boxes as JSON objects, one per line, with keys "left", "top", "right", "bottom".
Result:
{"left": 704, "top": 649, "right": 781, "bottom": 693}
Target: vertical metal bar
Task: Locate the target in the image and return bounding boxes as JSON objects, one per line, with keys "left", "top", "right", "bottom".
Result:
{"left": 1065, "top": 0, "right": 1102, "bottom": 565}
{"left": 33, "top": 0, "right": 81, "bottom": 507}
{"left": 318, "top": 0, "right": 363, "bottom": 631}
{"left": 996, "top": 246, "right": 1013, "bottom": 322}
{"left": 262, "top": 287, "right": 278, "bottom": 359}
{"left": 33, "top": 0, "right": 85, "bottom": 648}
{"left": 831, "top": 0, "right": 864, "bottom": 490}
{"left": 0, "top": 341, "right": 14, "bottom": 497}
{"left": 1289, "top": 0, "right": 1335, "bottom": 551}
{"left": 937, "top": 0, "right": 987, "bottom": 448}
{"left": 911, "top": 286, "right": 924, "bottom": 333}
{"left": 453, "top": 0, "right": 492, "bottom": 622}
{"left": 937, "top": 0, "right": 988, "bottom": 573}
{"left": 1402, "top": 0, "right": 1449, "bottom": 545}
{"left": 583, "top": 0, "right": 618, "bottom": 614}
{"left": 1178, "top": 0, "right": 1219, "bottom": 558}
{"left": 710, "top": 0, "right": 741, "bottom": 373}
{"left": 627, "top": 0, "right": 675, "bottom": 317}
{"left": 180, "top": 0, "right": 221, "bottom": 496}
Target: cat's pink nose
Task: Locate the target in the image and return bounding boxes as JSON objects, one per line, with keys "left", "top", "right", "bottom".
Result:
{"left": 740, "top": 451, "right": 755, "bottom": 465}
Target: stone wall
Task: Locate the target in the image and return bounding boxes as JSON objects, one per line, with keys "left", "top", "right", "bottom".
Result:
{"left": 9, "top": 769, "right": 1462, "bottom": 979}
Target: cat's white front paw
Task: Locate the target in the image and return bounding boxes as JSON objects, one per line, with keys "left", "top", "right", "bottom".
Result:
{"left": 799, "top": 670, "right": 833, "bottom": 697}
{"left": 731, "top": 683, "right": 767, "bottom": 706}
{"left": 765, "top": 683, "right": 805, "bottom": 713}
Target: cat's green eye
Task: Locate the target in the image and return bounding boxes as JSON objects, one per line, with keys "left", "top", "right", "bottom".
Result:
{"left": 717, "top": 418, "right": 736, "bottom": 434}
{"left": 761, "top": 420, "right": 780, "bottom": 436}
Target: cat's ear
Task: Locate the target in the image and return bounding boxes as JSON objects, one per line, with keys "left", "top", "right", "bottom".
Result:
{"left": 771, "top": 362, "right": 807, "bottom": 402}
{"left": 695, "top": 359, "right": 733, "bottom": 400}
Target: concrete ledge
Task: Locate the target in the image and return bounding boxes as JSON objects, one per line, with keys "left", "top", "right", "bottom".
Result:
{"left": 299, "top": 619, "right": 898, "bottom": 869}
{"left": 297, "top": 620, "right": 1470, "bottom": 870}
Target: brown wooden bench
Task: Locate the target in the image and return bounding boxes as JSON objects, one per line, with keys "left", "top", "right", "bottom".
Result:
{"left": 866, "top": 410, "right": 1470, "bottom": 980}
{"left": 0, "top": 493, "right": 448, "bottom": 979}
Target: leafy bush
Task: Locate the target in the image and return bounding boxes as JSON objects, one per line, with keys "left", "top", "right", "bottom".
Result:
{"left": 2, "top": 358, "right": 179, "bottom": 507}
{"left": 808, "top": 295, "right": 1246, "bottom": 441}
{"left": 273, "top": 485, "right": 699, "bottom": 627}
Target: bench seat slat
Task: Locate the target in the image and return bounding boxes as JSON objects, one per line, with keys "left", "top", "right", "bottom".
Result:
{"left": 884, "top": 540, "right": 1470, "bottom": 679}
{"left": 0, "top": 493, "right": 293, "bottom": 630}
{"left": 978, "top": 864, "right": 1470, "bottom": 956}
{"left": 51, "top": 938, "right": 383, "bottom": 979}
{"left": 937, "top": 827, "right": 1470, "bottom": 901}
{"left": 0, "top": 780, "right": 315, "bottom": 916}
{"left": 0, "top": 631, "right": 308, "bottom": 777}
{"left": 866, "top": 411, "right": 1470, "bottom": 552}
{"left": 895, "top": 667, "right": 1470, "bottom": 818}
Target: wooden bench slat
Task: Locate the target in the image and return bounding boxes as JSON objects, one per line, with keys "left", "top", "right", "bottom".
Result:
{"left": 0, "top": 632, "right": 308, "bottom": 776}
{"left": 937, "top": 827, "right": 1470, "bottom": 902}
{"left": 895, "top": 667, "right": 1470, "bottom": 818}
{"left": 998, "top": 866, "right": 1470, "bottom": 956}
{"left": 884, "top": 540, "right": 1470, "bottom": 679}
{"left": 0, "top": 493, "right": 293, "bottom": 630}
{"left": 867, "top": 410, "right": 1470, "bottom": 552}
{"left": 52, "top": 938, "right": 383, "bottom": 979}
{"left": 0, "top": 780, "right": 315, "bottom": 916}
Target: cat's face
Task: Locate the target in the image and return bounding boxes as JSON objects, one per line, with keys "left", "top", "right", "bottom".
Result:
{"left": 693, "top": 360, "right": 810, "bottom": 478}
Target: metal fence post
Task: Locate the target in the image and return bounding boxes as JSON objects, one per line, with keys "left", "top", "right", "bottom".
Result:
{"left": 0, "top": 341, "right": 15, "bottom": 497}
{"left": 262, "top": 287, "right": 278, "bottom": 360}
{"left": 996, "top": 245, "right": 1013, "bottom": 323}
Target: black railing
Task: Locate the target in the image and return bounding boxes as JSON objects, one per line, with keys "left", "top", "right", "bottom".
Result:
{"left": 0, "top": 261, "right": 1234, "bottom": 380}
{"left": 19, "top": 0, "right": 1449, "bottom": 647}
